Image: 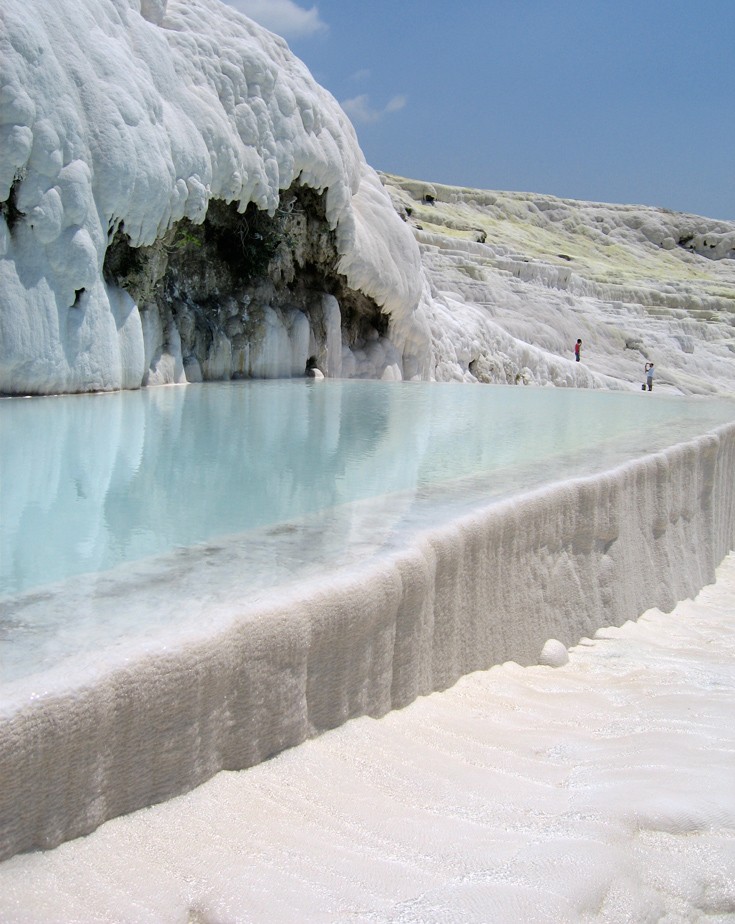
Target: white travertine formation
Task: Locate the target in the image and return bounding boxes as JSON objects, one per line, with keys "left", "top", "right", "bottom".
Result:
{"left": 1, "top": 421, "right": 733, "bottom": 860}
{"left": 2, "top": 0, "right": 734, "bottom": 395}
{"left": 3, "top": 552, "right": 733, "bottom": 922}
{"left": 0, "top": 0, "right": 425, "bottom": 394}
{"left": 383, "top": 176, "right": 735, "bottom": 395}
{"left": 1, "top": 0, "right": 734, "bottom": 883}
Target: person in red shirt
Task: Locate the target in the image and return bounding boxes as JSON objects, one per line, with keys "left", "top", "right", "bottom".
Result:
{"left": 574, "top": 339, "right": 582, "bottom": 362}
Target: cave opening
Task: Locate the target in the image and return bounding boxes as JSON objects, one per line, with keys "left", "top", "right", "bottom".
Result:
{"left": 103, "top": 183, "right": 388, "bottom": 377}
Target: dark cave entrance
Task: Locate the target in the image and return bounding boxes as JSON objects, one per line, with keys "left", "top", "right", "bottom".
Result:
{"left": 103, "top": 184, "right": 389, "bottom": 377}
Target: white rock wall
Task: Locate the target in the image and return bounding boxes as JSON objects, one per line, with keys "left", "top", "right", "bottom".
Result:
{"left": 0, "top": 0, "right": 425, "bottom": 394}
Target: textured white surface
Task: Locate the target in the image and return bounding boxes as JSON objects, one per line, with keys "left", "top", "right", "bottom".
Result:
{"left": 1, "top": 420, "right": 733, "bottom": 860}
{"left": 1, "top": 552, "right": 733, "bottom": 923}
{"left": 384, "top": 176, "right": 735, "bottom": 395}
{"left": 0, "top": 0, "right": 424, "bottom": 393}
{"left": 2, "top": 1, "right": 734, "bottom": 395}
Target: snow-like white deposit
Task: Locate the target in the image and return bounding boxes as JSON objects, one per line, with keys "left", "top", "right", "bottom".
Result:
{"left": 2, "top": 552, "right": 734, "bottom": 923}
{"left": 1, "top": 0, "right": 734, "bottom": 883}
{"left": 1, "top": 419, "right": 734, "bottom": 861}
{"left": 382, "top": 175, "right": 735, "bottom": 395}
{"left": 0, "top": 0, "right": 426, "bottom": 394}
{"left": 2, "top": 0, "right": 733, "bottom": 396}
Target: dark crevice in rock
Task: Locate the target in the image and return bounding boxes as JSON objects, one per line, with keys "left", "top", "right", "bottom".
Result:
{"left": 103, "top": 183, "right": 388, "bottom": 378}
{"left": 0, "top": 174, "right": 26, "bottom": 232}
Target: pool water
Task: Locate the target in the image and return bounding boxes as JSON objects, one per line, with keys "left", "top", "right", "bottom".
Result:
{"left": 1, "top": 380, "right": 733, "bottom": 684}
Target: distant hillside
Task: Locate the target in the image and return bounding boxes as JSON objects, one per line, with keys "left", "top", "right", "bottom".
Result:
{"left": 382, "top": 174, "right": 735, "bottom": 395}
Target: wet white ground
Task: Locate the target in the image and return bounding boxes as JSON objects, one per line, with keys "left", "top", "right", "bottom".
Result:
{"left": 1, "top": 553, "right": 733, "bottom": 923}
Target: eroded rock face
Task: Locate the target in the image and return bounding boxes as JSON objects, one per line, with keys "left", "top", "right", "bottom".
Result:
{"left": 102, "top": 184, "right": 392, "bottom": 385}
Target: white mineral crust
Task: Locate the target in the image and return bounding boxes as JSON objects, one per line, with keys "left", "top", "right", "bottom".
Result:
{"left": 0, "top": 0, "right": 426, "bottom": 394}
{"left": 1, "top": 553, "right": 734, "bottom": 923}
{"left": 1, "top": 0, "right": 734, "bottom": 905}
{"left": 2, "top": 0, "right": 734, "bottom": 395}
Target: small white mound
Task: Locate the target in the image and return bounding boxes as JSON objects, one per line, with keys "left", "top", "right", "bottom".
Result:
{"left": 538, "top": 637, "right": 570, "bottom": 667}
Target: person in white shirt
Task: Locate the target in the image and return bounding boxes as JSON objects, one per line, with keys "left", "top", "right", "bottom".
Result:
{"left": 645, "top": 362, "right": 654, "bottom": 391}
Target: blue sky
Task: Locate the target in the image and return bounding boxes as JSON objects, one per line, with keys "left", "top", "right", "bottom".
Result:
{"left": 223, "top": 1, "right": 734, "bottom": 220}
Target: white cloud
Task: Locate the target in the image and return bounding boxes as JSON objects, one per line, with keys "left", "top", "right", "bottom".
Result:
{"left": 341, "top": 94, "right": 407, "bottom": 125}
{"left": 222, "top": 0, "right": 326, "bottom": 39}
{"left": 385, "top": 95, "right": 407, "bottom": 114}
{"left": 349, "top": 69, "right": 371, "bottom": 83}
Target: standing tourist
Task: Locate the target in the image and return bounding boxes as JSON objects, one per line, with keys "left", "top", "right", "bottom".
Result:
{"left": 574, "top": 339, "right": 582, "bottom": 362}
{"left": 645, "top": 361, "right": 654, "bottom": 391}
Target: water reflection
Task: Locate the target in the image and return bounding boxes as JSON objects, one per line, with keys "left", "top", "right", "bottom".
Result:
{"left": 2, "top": 381, "right": 734, "bottom": 597}
{"left": 1, "top": 381, "right": 733, "bottom": 683}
